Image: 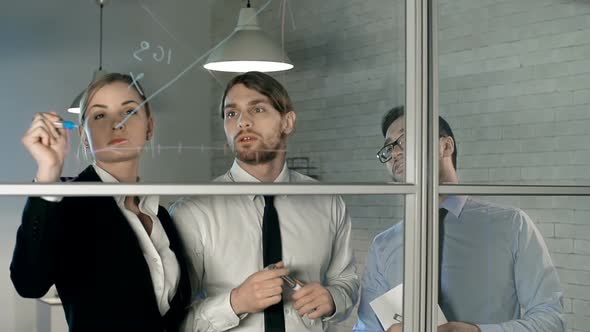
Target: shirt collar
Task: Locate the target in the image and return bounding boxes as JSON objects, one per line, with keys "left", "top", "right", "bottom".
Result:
{"left": 441, "top": 195, "right": 467, "bottom": 219}
{"left": 228, "top": 160, "right": 290, "bottom": 200}
{"left": 91, "top": 164, "right": 159, "bottom": 213}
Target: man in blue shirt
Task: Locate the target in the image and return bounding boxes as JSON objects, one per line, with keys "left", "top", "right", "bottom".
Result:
{"left": 354, "top": 106, "right": 566, "bottom": 332}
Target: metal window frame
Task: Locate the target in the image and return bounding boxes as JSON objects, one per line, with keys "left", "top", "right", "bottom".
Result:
{"left": 0, "top": 183, "right": 416, "bottom": 196}
{"left": 2, "top": 1, "right": 590, "bottom": 331}
{"left": 403, "top": 0, "right": 426, "bottom": 329}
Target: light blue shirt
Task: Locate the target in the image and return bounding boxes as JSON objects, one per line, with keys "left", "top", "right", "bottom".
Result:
{"left": 354, "top": 196, "right": 565, "bottom": 332}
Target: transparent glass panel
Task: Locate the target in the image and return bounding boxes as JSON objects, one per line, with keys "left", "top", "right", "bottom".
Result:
{"left": 343, "top": 194, "right": 405, "bottom": 331}
{"left": 436, "top": 194, "right": 590, "bottom": 331}
{"left": 2, "top": 0, "right": 405, "bottom": 184}
{"left": 438, "top": 0, "right": 590, "bottom": 185}
{"left": 4, "top": 194, "right": 406, "bottom": 331}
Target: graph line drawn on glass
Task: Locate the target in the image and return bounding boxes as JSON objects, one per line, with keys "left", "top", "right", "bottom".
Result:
{"left": 115, "top": 0, "right": 274, "bottom": 130}
{"left": 128, "top": 72, "right": 145, "bottom": 97}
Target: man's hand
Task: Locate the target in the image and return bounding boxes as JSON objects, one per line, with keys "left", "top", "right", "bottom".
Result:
{"left": 292, "top": 282, "right": 335, "bottom": 319}
{"left": 386, "top": 321, "right": 479, "bottom": 332}
{"left": 387, "top": 323, "right": 402, "bottom": 332}
{"left": 230, "top": 262, "right": 289, "bottom": 315}
{"left": 438, "top": 322, "right": 480, "bottom": 332}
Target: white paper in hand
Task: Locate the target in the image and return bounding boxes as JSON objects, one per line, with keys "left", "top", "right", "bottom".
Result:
{"left": 369, "top": 284, "right": 447, "bottom": 329}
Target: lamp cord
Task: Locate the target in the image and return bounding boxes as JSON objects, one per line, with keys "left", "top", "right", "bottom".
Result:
{"left": 99, "top": 3, "right": 104, "bottom": 70}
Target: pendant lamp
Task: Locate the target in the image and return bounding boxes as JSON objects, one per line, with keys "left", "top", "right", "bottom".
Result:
{"left": 204, "top": 0, "right": 293, "bottom": 73}
{"left": 68, "top": 0, "right": 109, "bottom": 114}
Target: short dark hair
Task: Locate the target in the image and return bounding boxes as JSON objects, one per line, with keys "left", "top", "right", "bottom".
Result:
{"left": 220, "top": 71, "right": 294, "bottom": 119}
{"left": 381, "top": 106, "right": 458, "bottom": 169}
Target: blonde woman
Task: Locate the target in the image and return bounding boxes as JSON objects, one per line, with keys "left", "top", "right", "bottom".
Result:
{"left": 11, "top": 73, "right": 190, "bottom": 332}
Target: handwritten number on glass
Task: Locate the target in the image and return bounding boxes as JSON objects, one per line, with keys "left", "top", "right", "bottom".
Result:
{"left": 133, "top": 41, "right": 150, "bottom": 62}
{"left": 133, "top": 41, "right": 172, "bottom": 64}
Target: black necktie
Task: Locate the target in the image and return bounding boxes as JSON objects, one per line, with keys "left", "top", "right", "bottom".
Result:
{"left": 262, "top": 196, "right": 285, "bottom": 332}
{"left": 438, "top": 208, "right": 448, "bottom": 305}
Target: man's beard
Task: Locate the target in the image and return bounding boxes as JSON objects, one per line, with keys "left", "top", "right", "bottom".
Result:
{"left": 230, "top": 128, "right": 287, "bottom": 165}
{"left": 234, "top": 138, "right": 283, "bottom": 165}
{"left": 236, "top": 146, "right": 278, "bottom": 165}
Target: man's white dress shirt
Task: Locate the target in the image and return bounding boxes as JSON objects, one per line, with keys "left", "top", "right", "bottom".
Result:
{"left": 171, "top": 161, "right": 359, "bottom": 332}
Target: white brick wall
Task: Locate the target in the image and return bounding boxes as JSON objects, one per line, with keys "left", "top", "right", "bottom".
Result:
{"left": 208, "top": 0, "right": 590, "bottom": 330}
{"left": 440, "top": 0, "right": 590, "bottom": 330}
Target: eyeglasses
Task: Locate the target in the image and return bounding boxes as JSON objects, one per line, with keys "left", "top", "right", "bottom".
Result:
{"left": 377, "top": 134, "right": 450, "bottom": 164}
{"left": 377, "top": 135, "right": 404, "bottom": 163}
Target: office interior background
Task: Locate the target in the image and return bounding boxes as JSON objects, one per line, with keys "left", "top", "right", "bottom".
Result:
{"left": 1, "top": 0, "right": 590, "bottom": 331}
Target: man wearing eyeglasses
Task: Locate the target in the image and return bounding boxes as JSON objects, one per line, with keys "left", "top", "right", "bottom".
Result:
{"left": 354, "top": 106, "right": 565, "bottom": 332}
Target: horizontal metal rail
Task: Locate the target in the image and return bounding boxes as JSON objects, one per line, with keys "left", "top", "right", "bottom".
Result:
{"left": 0, "top": 183, "right": 417, "bottom": 196}
{"left": 440, "top": 184, "right": 590, "bottom": 196}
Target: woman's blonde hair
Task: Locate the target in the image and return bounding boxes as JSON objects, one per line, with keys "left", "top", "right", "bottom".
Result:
{"left": 78, "top": 73, "right": 151, "bottom": 124}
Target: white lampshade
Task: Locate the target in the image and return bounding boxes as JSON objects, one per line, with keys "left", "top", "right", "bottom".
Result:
{"left": 204, "top": 7, "right": 293, "bottom": 73}
{"left": 67, "top": 91, "right": 84, "bottom": 114}
{"left": 67, "top": 69, "right": 108, "bottom": 114}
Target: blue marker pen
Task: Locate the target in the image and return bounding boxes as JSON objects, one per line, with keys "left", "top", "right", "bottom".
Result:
{"left": 53, "top": 120, "right": 79, "bottom": 129}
